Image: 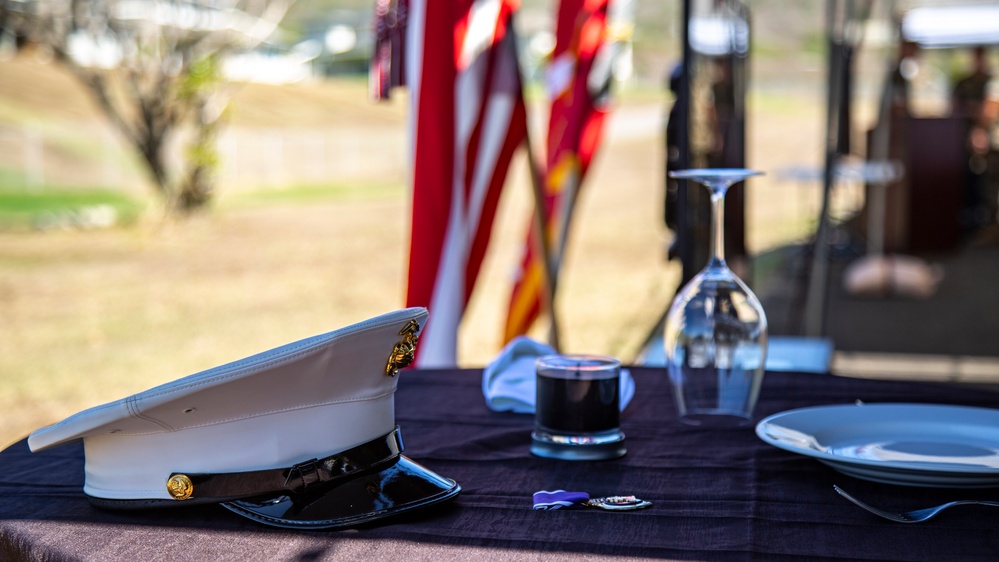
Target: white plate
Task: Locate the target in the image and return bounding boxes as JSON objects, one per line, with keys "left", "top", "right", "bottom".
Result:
{"left": 755, "top": 403, "right": 999, "bottom": 487}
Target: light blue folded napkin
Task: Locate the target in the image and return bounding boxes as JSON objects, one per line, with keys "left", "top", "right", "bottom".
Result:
{"left": 482, "top": 336, "right": 635, "bottom": 413}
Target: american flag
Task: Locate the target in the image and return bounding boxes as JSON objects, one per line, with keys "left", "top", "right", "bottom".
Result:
{"left": 387, "top": 0, "right": 528, "bottom": 366}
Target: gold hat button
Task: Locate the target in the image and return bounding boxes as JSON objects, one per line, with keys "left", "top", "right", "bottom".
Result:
{"left": 166, "top": 474, "right": 194, "bottom": 500}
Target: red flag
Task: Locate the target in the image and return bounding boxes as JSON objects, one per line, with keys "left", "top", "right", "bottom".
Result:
{"left": 503, "top": 0, "right": 613, "bottom": 343}
{"left": 404, "top": 0, "right": 528, "bottom": 366}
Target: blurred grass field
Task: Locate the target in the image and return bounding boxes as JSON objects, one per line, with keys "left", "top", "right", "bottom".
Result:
{"left": 0, "top": 52, "right": 829, "bottom": 449}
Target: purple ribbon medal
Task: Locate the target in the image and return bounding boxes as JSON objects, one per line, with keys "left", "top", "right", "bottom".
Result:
{"left": 533, "top": 490, "right": 652, "bottom": 511}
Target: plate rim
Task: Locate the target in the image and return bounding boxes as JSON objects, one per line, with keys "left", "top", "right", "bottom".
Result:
{"left": 819, "top": 458, "right": 999, "bottom": 488}
{"left": 755, "top": 402, "right": 999, "bottom": 477}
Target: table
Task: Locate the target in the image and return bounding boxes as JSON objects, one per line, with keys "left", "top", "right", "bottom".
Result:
{"left": 3, "top": 368, "right": 999, "bottom": 561}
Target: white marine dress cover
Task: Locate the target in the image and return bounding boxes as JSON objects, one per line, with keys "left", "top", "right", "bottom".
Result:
{"left": 28, "top": 308, "right": 429, "bottom": 502}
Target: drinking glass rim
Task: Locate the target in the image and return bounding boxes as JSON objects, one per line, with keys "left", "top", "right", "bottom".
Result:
{"left": 535, "top": 354, "right": 621, "bottom": 371}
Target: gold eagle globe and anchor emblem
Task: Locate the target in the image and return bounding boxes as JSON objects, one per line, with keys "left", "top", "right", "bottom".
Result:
{"left": 385, "top": 320, "right": 421, "bottom": 377}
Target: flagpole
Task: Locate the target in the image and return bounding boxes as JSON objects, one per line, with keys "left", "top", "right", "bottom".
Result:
{"left": 525, "top": 130, "right": 563, "bottom": 351}
{"left": 515, "top": 49, "right": 561, "bottom": 352}
{"left": 551, "top": 165, "right": 580, "bottom": 285}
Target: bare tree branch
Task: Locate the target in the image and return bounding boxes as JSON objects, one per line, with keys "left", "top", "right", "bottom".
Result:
{"left": 7, "top": 0, "right": 296, "bottom": 213}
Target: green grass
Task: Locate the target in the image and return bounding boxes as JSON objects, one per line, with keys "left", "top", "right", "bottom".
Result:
{"left": 219, "top": 181, "right": 405, "bottom": 208}
{"left": 0, "top": 175, "right": 145, "bottom": 230}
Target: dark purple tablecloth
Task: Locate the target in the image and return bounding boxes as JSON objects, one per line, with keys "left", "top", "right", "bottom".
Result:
{"left": 3, "top": 368, "right": 999, "bottom": 561}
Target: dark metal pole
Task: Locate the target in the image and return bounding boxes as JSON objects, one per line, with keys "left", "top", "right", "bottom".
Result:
{"left": 804, "top": 0, "right": 850, "bottom": 337}
{"left": 677, "top": 0, "right": 694, "bottom": 288}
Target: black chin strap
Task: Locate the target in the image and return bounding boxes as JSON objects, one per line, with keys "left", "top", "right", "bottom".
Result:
{"left": 167, "top": 427, "right": 404, "bottom": 503}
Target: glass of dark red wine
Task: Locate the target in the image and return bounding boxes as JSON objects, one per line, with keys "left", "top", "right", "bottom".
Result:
{"left": 531, "top": 354, "right": 625, "bottom": 460}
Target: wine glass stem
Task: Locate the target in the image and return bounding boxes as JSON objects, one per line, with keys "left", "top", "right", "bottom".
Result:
{"left": 709, "top": 185, "right": 727, "bottom": 269}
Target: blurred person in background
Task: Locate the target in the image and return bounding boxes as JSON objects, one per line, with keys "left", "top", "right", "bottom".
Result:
{"left": 951, "top": 46, "right": 994, "bottom": 236}
{"left": 982, "top": 56, "right": 999, "bottom": 239}
{"left": 664, "top": 63, "right": 683, "bottom": 262}
{"left": 890, "top": 40, "right": 919, "bottom": 119}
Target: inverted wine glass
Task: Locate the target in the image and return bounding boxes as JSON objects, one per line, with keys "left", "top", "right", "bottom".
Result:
{"left": 664, "top": 168, "right": 768, "bottom": 426}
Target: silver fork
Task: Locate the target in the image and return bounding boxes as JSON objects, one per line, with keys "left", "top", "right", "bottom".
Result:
{"left": 834, "top": 485, "right": 999, "bottom": 523}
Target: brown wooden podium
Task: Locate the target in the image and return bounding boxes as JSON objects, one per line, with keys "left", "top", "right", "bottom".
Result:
{"left": 873, "top": 116, "right": 966, "bottom": 254}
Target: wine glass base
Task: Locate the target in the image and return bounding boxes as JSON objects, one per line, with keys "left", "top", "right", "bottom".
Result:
{"left": 668, "top": 168, "right": 764, "bottom": 185}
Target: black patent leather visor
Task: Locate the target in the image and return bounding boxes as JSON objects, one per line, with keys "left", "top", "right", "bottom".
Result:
{"left": 221, "top": 454, "right": 460, "bottom": 530}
